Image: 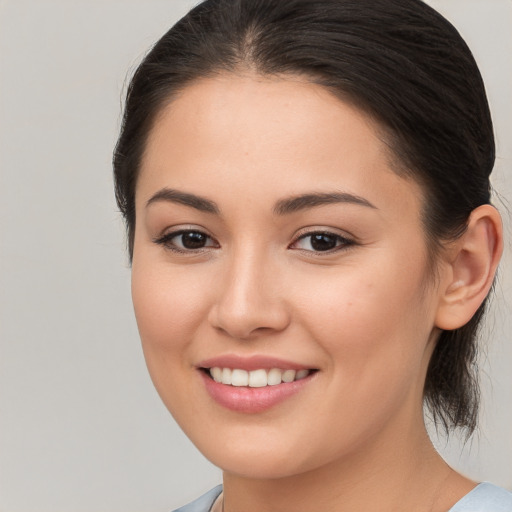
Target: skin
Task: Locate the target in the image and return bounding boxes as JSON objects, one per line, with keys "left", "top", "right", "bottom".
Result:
{"left": 131, "top": 75, "right": 500, "bottom": 511}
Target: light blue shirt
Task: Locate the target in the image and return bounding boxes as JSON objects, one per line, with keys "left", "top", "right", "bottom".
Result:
{"left": 449, "top": 482, "right": 512, "bottom": 511}
{"left": 173, "top": 483, "right": 512, "bottom": 512}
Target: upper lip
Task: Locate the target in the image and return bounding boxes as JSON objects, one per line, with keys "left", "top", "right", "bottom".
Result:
{"left": 197, "top": 354, "right": 314, "bottom": 372}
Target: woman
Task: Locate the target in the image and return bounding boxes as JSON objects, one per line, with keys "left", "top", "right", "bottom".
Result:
{"left": 113, "top": 0, "right": 511, "bottom": 510}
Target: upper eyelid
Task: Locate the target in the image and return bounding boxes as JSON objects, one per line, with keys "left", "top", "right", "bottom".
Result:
{"left": 292, "top": 226, "right": 356, "bottom": 242}
{"left": 154, "top": 224, "right": 213, "bottom": 239}
{"left": 153, "top": 227, "right": 217, "bottom": 245}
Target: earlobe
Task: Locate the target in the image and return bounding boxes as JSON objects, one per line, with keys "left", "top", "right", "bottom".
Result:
{"left": 435, "top": 205, "right": 503, "bottom": 331}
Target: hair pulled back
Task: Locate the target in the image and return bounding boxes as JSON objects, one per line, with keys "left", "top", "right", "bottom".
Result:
{"left": 113, "top": 0, "right": 496, "bottom": 434}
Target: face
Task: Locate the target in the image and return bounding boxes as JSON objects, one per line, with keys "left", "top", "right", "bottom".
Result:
{"left": 132, "top": 75, "right": 444, "bottom": 479}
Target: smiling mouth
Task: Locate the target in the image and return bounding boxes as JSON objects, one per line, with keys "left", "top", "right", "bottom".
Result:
{"left": 202, "top": 367, "right": 316, "bottom": 387}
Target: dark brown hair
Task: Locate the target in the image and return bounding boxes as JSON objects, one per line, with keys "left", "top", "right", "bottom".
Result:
{"left": 113, "top": 0, "right": 495, "bottom": 434}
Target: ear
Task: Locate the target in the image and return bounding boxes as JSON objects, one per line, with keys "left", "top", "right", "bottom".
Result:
{"left": 435, "top": 205, "right": 503, "bottom": 331}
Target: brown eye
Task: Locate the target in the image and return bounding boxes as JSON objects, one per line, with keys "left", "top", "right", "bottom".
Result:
{"left": 310, "top": 234, "right": 338, "bottom": 251}
{"left": 291, "top": 231, "right": 354, "bottom": 253}
{"left": 180, "top": 231, "right": 208, "bottom": 249}
{"left": 153, "top": 229, "right": 218, "bottom": 252}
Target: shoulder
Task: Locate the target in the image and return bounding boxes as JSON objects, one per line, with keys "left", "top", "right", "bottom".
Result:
{"left": 172, "top": 485, "right": 223, "bottom": 512}
{"left": 449, "top": 482, "right": 512, "bottom": 512}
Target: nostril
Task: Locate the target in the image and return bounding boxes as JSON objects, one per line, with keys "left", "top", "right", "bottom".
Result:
{"left": 208, "top": 301, "right": 291, "bottom": 340}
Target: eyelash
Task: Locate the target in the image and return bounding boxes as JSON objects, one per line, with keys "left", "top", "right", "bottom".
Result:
{"left": 153, "top": 229, "right": 219, "bottom": 254}
{"left": 290, "top": 231, "right": 355, "bottom": 254}
{"left": 153, "top": 229, "right": 355, "bottom": 255}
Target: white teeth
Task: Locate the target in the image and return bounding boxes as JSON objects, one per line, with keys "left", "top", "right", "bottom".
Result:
{"left": 221, "top": 367, "right": 232, "bottom": 385}
{"left": 231, "top": 369, "right": 249, "bottom": 386}
{"left": 267, "top": 368, "right": 282, "bottom": 386}
{"left": 296, "top": 369, "right": 309, "bottom": 380}
{"left": 209, "top": 367, "right": 312, "bottom": 386}
{"left": 282, "top": 369, "right": 296, "bottom": 383}
{"left": 248, "top": 369, "right": 268, "bottom": 388}
{"left": 211, "top": 367, "right": 222, "bottom": 383}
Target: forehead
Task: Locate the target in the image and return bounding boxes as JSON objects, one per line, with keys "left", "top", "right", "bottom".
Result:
{"left": 138, "top": 74, "right": 424, "bottom": 218}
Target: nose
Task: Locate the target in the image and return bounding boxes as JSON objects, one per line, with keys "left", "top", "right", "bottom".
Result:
{"left": 208, "top": 248, "right": 290, "bottom": 340}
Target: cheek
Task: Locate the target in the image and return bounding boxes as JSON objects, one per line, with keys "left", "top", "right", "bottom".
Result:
{"left": 131, "top": 256, "right": 211, "bottom": 364}
{"left": 294, "top": 256, "right": 434, "bottom": 388}
{"left": 130, "top": 258, "right": 215, "bottom": 421}
{"left": 288, "top": 268, "right": 434, "bottom": 459}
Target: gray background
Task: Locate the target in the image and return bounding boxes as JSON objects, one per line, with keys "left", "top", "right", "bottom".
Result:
{"left": 0, "top": 1, "right": 510, "bottom": 511}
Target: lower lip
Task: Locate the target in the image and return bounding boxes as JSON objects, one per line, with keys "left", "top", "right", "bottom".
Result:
{"left": 200, "top": 371, "right": 315, "bottom": 413}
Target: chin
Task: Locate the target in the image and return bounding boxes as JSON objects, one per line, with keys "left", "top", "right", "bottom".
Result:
{"left": 207, "top": 449, "right": 310, "bottom": 480}
{"left": 186, "top": 426, "right": 327, "bottom": 480}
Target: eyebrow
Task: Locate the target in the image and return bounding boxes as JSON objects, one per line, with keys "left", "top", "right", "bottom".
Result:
{"left": 146, "top": 188, "right": 220, "bottom": 214}
{"left": 146, "top": 188, "right": 376, "bottom": 216}
{"left": 273, "top": 192, "right": 376, "bottom": 215}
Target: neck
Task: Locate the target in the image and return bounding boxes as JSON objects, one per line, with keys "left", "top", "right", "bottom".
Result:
{"left": 220, "top": 419, "right": 473, "bottom": 512}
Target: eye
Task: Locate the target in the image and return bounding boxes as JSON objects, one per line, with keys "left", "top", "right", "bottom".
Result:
{"left": 290, "top": 231, "right": 354, "bottom": 253}
{"left": 153, "top": 229, "right": 218, "bottom": 252}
